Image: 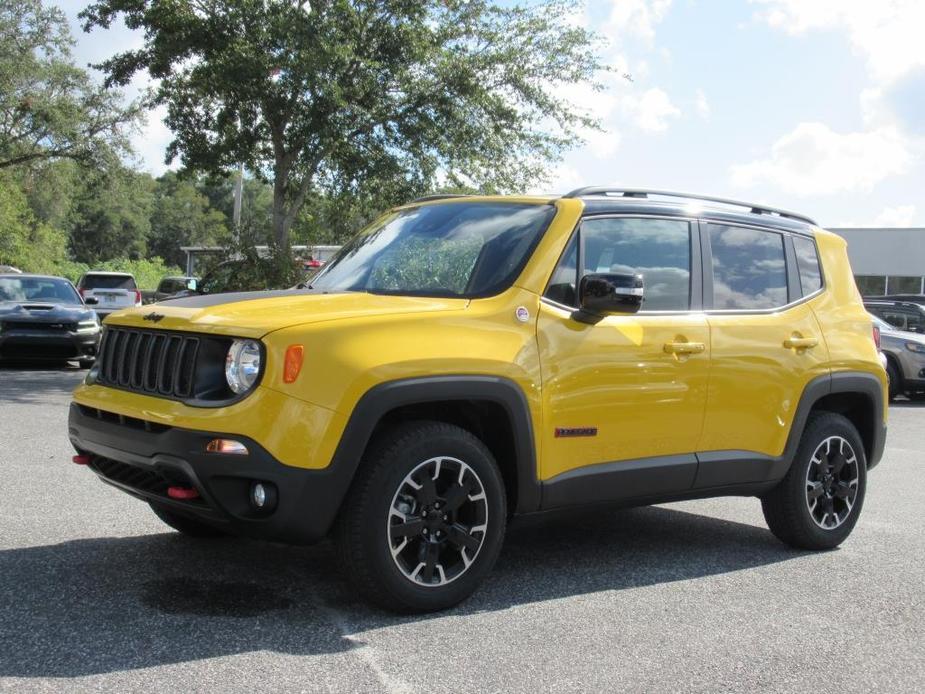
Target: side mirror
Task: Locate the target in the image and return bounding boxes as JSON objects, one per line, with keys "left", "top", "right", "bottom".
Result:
{"left": 84, "top": 296, "right": 99, "bottom": 306}
{"left": 578, "top": 273, "right": 644, "bottom": 315}
{"left": 186, "top": 279, "right": 198, "bottom": 291}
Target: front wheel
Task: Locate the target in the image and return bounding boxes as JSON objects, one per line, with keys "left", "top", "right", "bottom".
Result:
{"left": 761, "top": 412, "right": 867, "bottom": 550}
{"left": 335, "top": 421, "right": 507, "bottom": 613}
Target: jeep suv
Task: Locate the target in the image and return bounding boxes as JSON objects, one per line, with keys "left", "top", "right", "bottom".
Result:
{"left": 68, "top": 189, "right": 887, "bottom": 613}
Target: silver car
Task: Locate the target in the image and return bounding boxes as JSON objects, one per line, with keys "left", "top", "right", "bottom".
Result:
{"left": 872, "top": 314, "right": 925, "bottom": 400}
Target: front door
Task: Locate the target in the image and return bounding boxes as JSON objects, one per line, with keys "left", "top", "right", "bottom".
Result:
{"left": 537, "top": 216, "right": 710, "bottom": 502}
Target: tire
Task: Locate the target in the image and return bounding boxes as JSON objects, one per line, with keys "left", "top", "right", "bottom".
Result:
{"left": 335, "top": 421, "right": 507, "bottom": 613}
{"left": 78, "top": 359, "right": 95, "bottom": 370}
{"left": 149, "top": 502, "right": 227, "bottom": 537}
{"left": 761, "top": 412, "right": 867, "bottom": 550}
{"left": 885, "top": 359, "right": 901, "bottom": 401}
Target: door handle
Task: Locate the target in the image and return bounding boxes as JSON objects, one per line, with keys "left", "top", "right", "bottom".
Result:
{"left": 783, "top": 336, "right": 818, "bottom": 349}
{"left": 664, "top": 341, "right": 706, "bottom": 355}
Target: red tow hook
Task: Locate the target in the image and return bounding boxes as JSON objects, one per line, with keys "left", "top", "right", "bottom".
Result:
{"left": 72, "top": 455, "right": 90, "bottom": 465}
{"left": 167, "top": 486, "right": 200, "bottom": 500}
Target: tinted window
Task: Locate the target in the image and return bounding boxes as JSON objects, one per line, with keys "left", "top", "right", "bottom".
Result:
{"left": 544, "top": 235, "right": 578, "bottom": 306}
{"left": 0, "top": 277, "right": 81, "bottom": 304}
{"left": 81, "top": 274, "right": 137, "bottom": 290}
{"left": 888, "top": 276, "right": 923, "bottom": 294}
{"left": 709, "top": 225, "right": 787, "bottom": 310}
{"left": 793, "top": 236, "right": 822, "bottom": 295}
{"left": 310, "top": 202, "right": 555, "bottom": 298}
{"left": 870, "top": 306, "right": 925, "bottom": 333}
{"left": 580, "top": 218, "right": 691, "bottom": 311}
{"left": 856, "top": 275, "right": 886, "bottom": 296}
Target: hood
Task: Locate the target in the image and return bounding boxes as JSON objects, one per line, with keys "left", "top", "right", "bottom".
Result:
{"left": 0, "top": 301, "right": 95, "bottom": 323}
{"left": 102, "top": 290, "right": 468, "bottom": 338}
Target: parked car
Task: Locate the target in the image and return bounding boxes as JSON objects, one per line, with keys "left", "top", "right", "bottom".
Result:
{"left": 880, "top": 294, "right": 925, "bottom": 306}
{"left": 864, "top": 300, "right": 925, "bottom": 334}
{"left": 0, "top": 273, "right": 101, "bottom": 367}
{"left": 870, "top": 314, "right": 925, "bottom": 400}
{"left": 76, "top": 271, "right": 142, "bottom": 317}
{"left": 69, "top": 188, "right": 886, "bottom": 613}
{"left": 154, "top": 276, "right": 199, "bottom": 303}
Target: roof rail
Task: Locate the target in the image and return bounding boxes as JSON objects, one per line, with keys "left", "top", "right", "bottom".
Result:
{"left": 412, "top": 193, "right": 471, "bottom": 203}
{"left": 562, "top": 187, "right": 817, "bottom": 226}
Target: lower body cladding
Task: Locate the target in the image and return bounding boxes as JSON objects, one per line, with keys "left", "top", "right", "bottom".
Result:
{"left": 67, "top": 403, "right": 349, "bottom": 544}
{"left": 0, "top": 330, "right": 99, "bottom": 361}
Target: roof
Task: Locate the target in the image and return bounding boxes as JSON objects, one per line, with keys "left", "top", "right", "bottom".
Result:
{"left": 82, "top": 270, "right": 134, "bottom": 276}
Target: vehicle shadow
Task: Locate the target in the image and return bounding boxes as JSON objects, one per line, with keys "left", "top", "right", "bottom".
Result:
{"left": 0, "top": 362, "right": 86, "bottom": 405}
{"left": 0, "top": 505, "right": 808, "bottom": 678}
{"left": 890, "top": 398, "right": 925, "bottom": 408}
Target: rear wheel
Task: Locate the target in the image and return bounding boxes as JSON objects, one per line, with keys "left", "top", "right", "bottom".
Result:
{"left": 761, "top": 412, "right": 867, "bottom": 550}
{"left": 149, "top": 502, "right": 227, "bottom": 537}
{"left": 885, "top": 359, "right": 901, "bottom": 401}
{"left": 335, "top": 421, "right": 506, "bottom": 613}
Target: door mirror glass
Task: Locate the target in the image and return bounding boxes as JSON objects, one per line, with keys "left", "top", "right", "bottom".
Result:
{"left": 578, "top": 273, "right": 644, "bottom": 315}
{"left": 186, "top": 278, "right": 198, "bottom": 291}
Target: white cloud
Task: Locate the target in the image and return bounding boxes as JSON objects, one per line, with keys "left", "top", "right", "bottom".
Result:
{"left": 606, "top": 0, "right": 673, "bottom": 43}
{"left": 531, "top": 163, "right": 585, "bottom": 196}
{"left": 694, "top": 89, "right": 710, "bottom": 120}
{"left": 622, "top": 88, "right": 681, "bottom": 132}
{"left": 873, "top": 204, "right": 917, "bottom": 227}
{"left": 730, "top": 122, "right": 913, "bottom": 195}
{"left": 751, "top": 0, "right": 925, "bottom": 83}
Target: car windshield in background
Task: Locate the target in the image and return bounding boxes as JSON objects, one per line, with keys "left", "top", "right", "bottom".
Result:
{"left": 82, "top": 274, "right": 136, "bottom": 290}
{"left": 0, "top": 277, "right": 81, "bottom": 304}
{"left": 309, "top": 202, "right": 556, "bottom": 298}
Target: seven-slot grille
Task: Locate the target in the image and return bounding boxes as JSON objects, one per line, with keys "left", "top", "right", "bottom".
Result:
{"left": 97, "top": 327, "right": 199, "bottom": 398}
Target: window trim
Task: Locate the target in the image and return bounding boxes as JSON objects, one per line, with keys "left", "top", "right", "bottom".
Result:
{"left": 541, "top": 213, "right": 703, "bottom": 315}
{"left": 700, "top": 219, "right": 825, "bottom": 314}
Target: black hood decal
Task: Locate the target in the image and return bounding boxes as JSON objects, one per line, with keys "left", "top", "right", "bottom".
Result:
{"left": 158, "top": 287, "right": 341, "bottom": 310}
{"left": 0, "top": 302, "right": 95, "bottom": 322}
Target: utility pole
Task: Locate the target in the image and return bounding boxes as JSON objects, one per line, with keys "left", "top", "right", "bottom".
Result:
{"left": 232, "top": 162, "right": 244, "bottom": 242}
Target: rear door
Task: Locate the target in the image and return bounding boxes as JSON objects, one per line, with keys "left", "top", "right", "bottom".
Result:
{"left": 697, "top": 223, "right": 830, "bottom": 486}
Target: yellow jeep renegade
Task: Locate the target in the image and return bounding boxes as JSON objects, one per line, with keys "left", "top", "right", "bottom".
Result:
{"left": 69, "top": 188, "right": 887, "bottom": 613}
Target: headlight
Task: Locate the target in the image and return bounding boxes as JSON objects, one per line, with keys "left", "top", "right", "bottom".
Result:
{"left": 906, "top": 342, "right": 925, "bottom": 354}
{"left": 76, "top": 319, "right": 100, "bottom": 333}
{"left": 225, "top": 339, "right": 262, "bottom": 394}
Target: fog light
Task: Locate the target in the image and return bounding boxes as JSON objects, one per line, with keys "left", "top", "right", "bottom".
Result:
{"left": 249, "top": 481, "right": 277, "bottom": 511}
{"left": 206, "top": 438, "right": 249, "bottom": 455}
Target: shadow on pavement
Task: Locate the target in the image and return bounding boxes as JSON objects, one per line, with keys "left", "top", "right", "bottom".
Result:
{"left": 0, "top": 362, "right": 86, "bottom": 405}
{"left": 0, "top": 504, "right": 807, "bottom": 678}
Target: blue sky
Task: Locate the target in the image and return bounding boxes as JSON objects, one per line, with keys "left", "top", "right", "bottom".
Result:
{"left": 59, "top": 0, "right": 924, "bottom": 227}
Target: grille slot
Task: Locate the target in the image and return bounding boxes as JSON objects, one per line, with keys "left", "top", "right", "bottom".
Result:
{"left": 96, "top": 327, "right": 202, "bottom": 400}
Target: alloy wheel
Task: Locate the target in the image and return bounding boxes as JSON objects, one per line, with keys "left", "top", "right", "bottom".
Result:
{"left": 805, "top": 435, "right": 860, "bottom": 530}
{"left": 387, "top": 456, "right": 489, "bottom": 587}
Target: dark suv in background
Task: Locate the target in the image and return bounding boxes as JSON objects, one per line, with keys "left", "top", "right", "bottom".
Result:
{"left": 865, "top": 300, "right": 925, "bottom": 334}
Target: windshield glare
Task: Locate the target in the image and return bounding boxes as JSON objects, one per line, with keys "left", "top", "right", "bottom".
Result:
{"left": 0, "top": 277, "right": 82, "bottom": 304}
{"left": 309, "top": 202, "right": 556, "bottom": 298}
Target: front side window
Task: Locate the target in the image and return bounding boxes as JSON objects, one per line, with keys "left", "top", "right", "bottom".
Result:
{"left": 793, "top": 235, "right": 823, "bottom": 295}
{"left": 709, "top": 225, "right": 787, "bottom": 310}
{"left": 570, "top": 217, "right": 692, "bottom": 311}
{"left": 310, "top": 202, "right": 556, "bottom": 298}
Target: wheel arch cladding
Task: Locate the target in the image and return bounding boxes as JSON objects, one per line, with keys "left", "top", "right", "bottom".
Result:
{"left": 790, "top": 372, "right": 886, "bottom": 471}
{"left": 331, "top": 376, "right": 541, "bottom": 516}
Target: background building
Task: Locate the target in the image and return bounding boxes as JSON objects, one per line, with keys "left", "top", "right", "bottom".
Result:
{"left": 830, "top": 228, "right": 925, "bottom": 296}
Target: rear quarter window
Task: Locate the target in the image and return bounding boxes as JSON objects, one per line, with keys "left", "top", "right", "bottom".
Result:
{"left": 793, "top": 235, "right": 823, "bottom": 295}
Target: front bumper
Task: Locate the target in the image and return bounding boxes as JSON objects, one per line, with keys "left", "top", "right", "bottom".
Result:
{"left": 0, "top": 329, "right": 99, "bottom": 361}
{"left": 68, "top": 402, "right": 352, "bottom": 544}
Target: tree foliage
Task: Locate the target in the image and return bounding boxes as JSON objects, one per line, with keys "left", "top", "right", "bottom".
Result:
{"left": 0, "top": 0, "right": 141, "bottom": 170}
{"left": 149, "top": 173, "right": 229, "bottom": 266}
{"left": 80, "top": 0, "right": 608, "bottom": 248}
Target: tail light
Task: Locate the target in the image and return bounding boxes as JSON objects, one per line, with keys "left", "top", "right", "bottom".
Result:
{"left": 133, "top": 289, "right": 142, "bottom": 305}
{"left": 873, "top": 324, "right": 881, "bottom": 350}
{"left": 79, "top": 288, "right": 86, "bottom": 297}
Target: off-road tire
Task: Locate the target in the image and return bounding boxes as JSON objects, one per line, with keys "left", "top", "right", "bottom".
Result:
{"left": 149, "top": 502, "right": 227, "bottom": 537}
{"left": 335, "top": 421, "right": 507, "bottom": 613}
{"left": 761, "top": 412, "right": 867, "bottom": 550}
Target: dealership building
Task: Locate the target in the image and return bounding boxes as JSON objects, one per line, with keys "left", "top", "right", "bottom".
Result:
{"left": 830, "top": 228, "right": 925, "bottom": 297}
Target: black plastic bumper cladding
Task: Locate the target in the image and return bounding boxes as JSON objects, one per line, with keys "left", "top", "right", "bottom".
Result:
{"left": 68, "top": 403, "right": 351, "bottom": 544}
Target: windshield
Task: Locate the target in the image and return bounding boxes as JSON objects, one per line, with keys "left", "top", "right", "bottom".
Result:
{"left": 309, "top": 202, "right": 556, "bottom": 298}
{"left": 0, "top": 277, "right": 82, "bottom": 304}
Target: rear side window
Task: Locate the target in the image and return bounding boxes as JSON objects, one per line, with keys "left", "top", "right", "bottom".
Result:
{"left": 709, "top": 224, "right": 787, "bottom": 310}
{"left": 81, "top": 274, "right": 137, "bottom": 290}
{"left": 793, "top": 235, "right": 823, "bottom": 295}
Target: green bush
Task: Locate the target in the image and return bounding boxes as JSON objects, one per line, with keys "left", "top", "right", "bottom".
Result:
{"left": 54, "top": 257, "right": 183, "bottom": 290}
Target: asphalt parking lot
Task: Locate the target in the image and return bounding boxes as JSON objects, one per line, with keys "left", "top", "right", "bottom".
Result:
{"left": 1, "top": 365, "right": 923, "bottom": 693}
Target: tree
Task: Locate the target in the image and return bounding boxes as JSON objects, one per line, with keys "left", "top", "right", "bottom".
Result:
{"left": 148, "top": 173, "right": 229, "bottom": 267}
{"left": 80, "top": 0, "right": 608, "bottom": 250}
{"left": 0, "top": 171, "right": 69, "bottom": 273}
{"left": 0, "top": 0, "right": 141, "bottom": 170}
